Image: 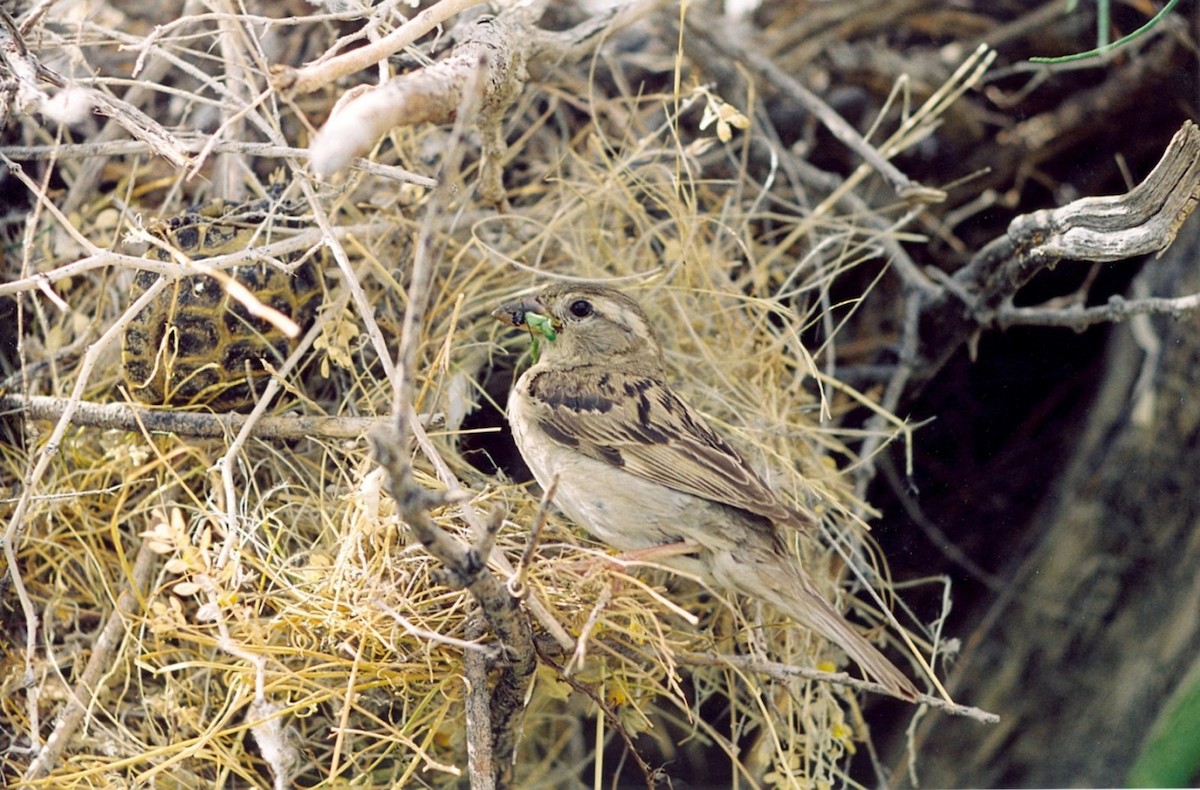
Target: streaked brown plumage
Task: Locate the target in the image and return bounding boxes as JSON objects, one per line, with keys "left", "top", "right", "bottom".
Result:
{"left": 494, "top": 283, "right": 918, "bottom": 700}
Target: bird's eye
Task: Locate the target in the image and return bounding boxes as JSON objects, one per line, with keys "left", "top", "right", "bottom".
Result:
{"left": 568, "top": 299, "right": 593, "bottom": 318}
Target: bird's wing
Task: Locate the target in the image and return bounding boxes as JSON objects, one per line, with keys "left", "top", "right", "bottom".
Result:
{"left": 523, "top": 368, "right": 812, "bottom": 530}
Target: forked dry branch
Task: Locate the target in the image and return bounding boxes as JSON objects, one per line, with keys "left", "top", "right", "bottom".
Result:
{"left": 300, "top": 1, "right": 664, "bottom": 202}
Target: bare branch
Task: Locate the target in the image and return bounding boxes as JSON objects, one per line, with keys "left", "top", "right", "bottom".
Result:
{"left": 463, "top": 615, "right": 496, "bottom": 790}
{"left": 271, "top": 0, "right": 489, "bottom": 96}
{"left": 23, "top": 526, "right": 160, "bottom": 780}
{"left": 994, "top": 291, "right": 1200, "bottom": 331}
{"left": 912, "top": 120, "right": 1200, "bottom": 384}
{"left": 365, "top": 60, "right": 535, "bottom": 785}
{"left": 965, "top": 121, "right": 1200, "bottom": 305}
{"left": 0, "top": 394, "right": 436, "bottom": 440}
{"left": 677, "top": 652, "right": 999, "bottom": 724}
{"left": 308, "top": 14, "right": 529, "bottom": 203}
{"left": 371, "top": 436, "right": 534, "bottom": 785}
{"left": 303, "top": 2, "right": 663, "bottom": 200}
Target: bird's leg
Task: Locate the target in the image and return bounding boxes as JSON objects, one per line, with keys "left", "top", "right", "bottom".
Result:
{"left": 560, "top": 541, "right": 702, "bottom": 607}
{"left": 618, "top": 541, "right": 700, "bottom": 564}
{"left": 566, "top": 540, "right": 700, "bottom": 579}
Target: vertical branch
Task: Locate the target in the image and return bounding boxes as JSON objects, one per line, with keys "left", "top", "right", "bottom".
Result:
{"left": 24, "top": 527, "right": 160, "bottom": 780}
{"left": 463, "top": 615, "right": 496, "bottom": 789}
{"left": 368, "top": 51, "right": 534, "bottom": 786}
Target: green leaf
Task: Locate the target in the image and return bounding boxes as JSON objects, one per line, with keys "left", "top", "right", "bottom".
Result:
{"left": 1029, "top": 0, "right": 1180, "bottom": 64}
{"left": 1127, "top": 656, "right": 1200, "bottom": 787}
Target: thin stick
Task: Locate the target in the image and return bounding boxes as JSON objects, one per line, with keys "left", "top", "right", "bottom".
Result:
{"left": 272, "top": 0, "right": 489, "bottom": 95}
{"left": 23, "top": 524, "right": 161, "bottom": 780}
{"left": 676, "top": 652, "right": 999, "bottom": 724}
{"left": 367, "top": 53, "right": 535, "bottom": 788}
{"left": 0, "top": 393, "right": 432, "bottom": 440}
{"left": 685, "top": 10, "right": 943, "bottom": 204}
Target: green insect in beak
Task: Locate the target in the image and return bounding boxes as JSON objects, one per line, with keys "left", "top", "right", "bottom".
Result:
{"left": 524, "top": 311, "right": 557, "bottom": 363}
{"left": 525, "top": 312, "right": 557, "bottom": 341}
{"left": 491, "top": 299, "right": 559, "bottom": 363}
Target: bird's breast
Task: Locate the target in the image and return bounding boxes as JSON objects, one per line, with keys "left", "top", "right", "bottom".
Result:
{"left": 508, "top": 381, "right": 700, "bottom": 551}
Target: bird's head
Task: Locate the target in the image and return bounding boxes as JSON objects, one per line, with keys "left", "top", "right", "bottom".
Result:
{"left": 493, "top": 283, "right": 665, "bottom": 371}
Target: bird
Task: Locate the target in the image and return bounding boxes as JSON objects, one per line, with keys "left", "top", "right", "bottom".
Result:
{"left": 492, "top": 282, "right": 919, "bottom": 701}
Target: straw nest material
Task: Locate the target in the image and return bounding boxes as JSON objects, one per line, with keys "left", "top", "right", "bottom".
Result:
{"left": 0, "top": 1, "right": 976, "bottom": 786}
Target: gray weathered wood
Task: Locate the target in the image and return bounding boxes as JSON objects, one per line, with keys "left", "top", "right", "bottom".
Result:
{"left": 906, "top": 204, "right": 1200, "bottom": 788}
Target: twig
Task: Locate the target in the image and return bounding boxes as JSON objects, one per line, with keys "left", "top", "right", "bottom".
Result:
{"left": 0, "top": 140, "right": 438, "bottom": 185}
{"left": 378, "top": 600, "right": 499, "bottom": 657}
{"left": 0, "top": 224, "right": 384, "bottom": 297}
{"left": 78, "top": 14, "right": 293, "bottom": 163}
{"left": 534, "top": 642, "right": 660, "bottom": 789}
{"left": 88, "top": 82, "right": 190, "bottom": 169}
{"left": 506, "top": 477, "right": 556, "bottom": 599}
{"left": 676, "top": 652, "right": 999, "bottom": 724}
{"left": 992, "top": 291, "right": 1200, "bottom": 331}
{"left": 1, "top": 7, "right": 187, "bottom": 169}
{"left": 367, "top": 58, "right": 534, "bottom": 786}
{"left": 271, "top": 0, "right": 490, "bottom": 95}
{"left": 23, "top": 522, "right": 161, "bottom": 780}
{"left": 852, "top": 289, "right": 921, "bottom": 501}
{"left": 683, "top": 8, "right": 944, "bottom": 205}
{"left": 0, "top": 394, "right": 433, "bottom": 440}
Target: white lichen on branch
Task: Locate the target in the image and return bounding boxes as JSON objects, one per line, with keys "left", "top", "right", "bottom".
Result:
{"left": 301, "top": 2, "right": 656, "bottom": 202}
{"left": 308, "top": 14, "right": 528, "bottom": 203}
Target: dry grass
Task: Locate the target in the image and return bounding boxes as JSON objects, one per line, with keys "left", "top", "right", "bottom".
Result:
{"left": 0, "top": 1, "right": 980, "bottom": 786}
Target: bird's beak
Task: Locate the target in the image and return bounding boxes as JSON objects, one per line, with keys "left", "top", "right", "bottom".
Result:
{"left": 491, "top": 296, "right": 543, "bottom": 329}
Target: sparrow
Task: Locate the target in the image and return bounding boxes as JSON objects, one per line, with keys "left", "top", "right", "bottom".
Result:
{"left": 493, "top": 283, "right": 918, "bottom": 701}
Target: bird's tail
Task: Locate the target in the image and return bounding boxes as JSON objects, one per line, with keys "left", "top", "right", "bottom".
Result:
{"left": 716, "top": 550, "right": 920, "bottom": 701}
{"left": 784, "top": 583, "right": 919, "bottom": 701}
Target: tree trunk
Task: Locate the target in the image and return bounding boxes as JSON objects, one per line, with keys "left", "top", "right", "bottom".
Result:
{"left": 909, "top": 216, "right": 1200, "bottom": 787}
